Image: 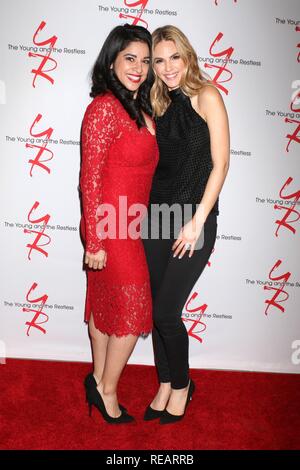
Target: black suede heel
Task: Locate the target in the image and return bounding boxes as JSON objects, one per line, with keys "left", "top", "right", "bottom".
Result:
{"left": 87, "top": 382, "right": 135, "bottom": 424}
{"left": 143, "top": 404, "right": 165, "bottom": 421}
{"left": 84, "top": 372, "right": 127, "bottom": 413}
{"left": 160, "top": 380, "right": 195, "bottom": 425}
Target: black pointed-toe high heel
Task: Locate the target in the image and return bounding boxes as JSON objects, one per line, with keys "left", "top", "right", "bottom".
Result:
{"left": 84, "top": 373, "right": 127, "bottom": 413}
{"left": 143, "top": 404, "right": 166, "bottom": 421}
{"left": 160, "top": 380, "right": 195, "bottom": 425}
{"left": 86, "top": 383, "right": 135, "bottom": 424}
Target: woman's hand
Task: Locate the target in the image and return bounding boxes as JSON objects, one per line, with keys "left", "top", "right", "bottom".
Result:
{"left": 85, "top": 249, "right": 107, "bottom": 270}
{"left": 172, "top": 216, "right": 204, "bottom": 259}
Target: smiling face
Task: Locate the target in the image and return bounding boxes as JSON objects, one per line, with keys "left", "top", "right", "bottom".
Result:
{"left": 112, "top": 41, "right": 150, "bottom": 92}
{"left": 153, "top": 40, "right": 186, "bottom": 90}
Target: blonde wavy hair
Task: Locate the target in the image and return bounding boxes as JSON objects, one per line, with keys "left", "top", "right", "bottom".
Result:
{"left": 150, "top": 25, "right": 214, "bottom": 116}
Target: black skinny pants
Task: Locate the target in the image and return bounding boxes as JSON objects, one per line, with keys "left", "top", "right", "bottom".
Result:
{"left": 142, "top": 212, "right": 218, "bottom": 389}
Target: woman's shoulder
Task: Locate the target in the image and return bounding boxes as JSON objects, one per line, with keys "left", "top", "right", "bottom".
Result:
{"left": 87, "top": 91, "right": 118, "bottom": 110}
{"left": 84, "top": 91, "right": 120, "bottom": 123}
{"left": 191, "top": 83, "right": 224, "bottom": 121}
{"left": 196, "top": 82, "right": 222, "bottom": 103}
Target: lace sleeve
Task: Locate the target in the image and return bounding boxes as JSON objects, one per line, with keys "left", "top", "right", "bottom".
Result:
{"left": 80, "top": 95, "right": 116, "bottom": 254}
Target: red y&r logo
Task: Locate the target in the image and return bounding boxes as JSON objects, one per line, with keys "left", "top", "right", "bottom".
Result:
{"left": 264, "top": 260, "right": 291, "bottom": 315}
{"left": 24, "top": 202, "right": 51, "bottom": 259}
{"left": 22, "top": 282, "right": 49, "bottom": 335}
{"left": 28, "top": 21, "right": 58, "bottom": 87}
{"left": 26, "top": 114, "right": 54, "bottom": 176}
{"left": 274, "top": 177, "right": 300, "bottom": 237}
{"left": 285, "top": 107, "right": 300, "bottom": 153}
{"left": 206, "top": 33, "right": 234, "bottom": 95}
{"left": 119, "top": 0, "right": 149, "bottom": 28}
{"left": 285, "top": 119, "right": 300, "bottom": 153}
{"left": 182, "top": 292, "right": 207, "bottom": 343}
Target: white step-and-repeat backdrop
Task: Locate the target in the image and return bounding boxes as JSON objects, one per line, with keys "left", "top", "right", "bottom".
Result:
{"left": 1, "top": 0, "right": 299, "bottom": 373}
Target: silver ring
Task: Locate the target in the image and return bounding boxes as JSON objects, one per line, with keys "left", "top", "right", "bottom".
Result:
{"left": 185, "top": 243, "right": 192, "bottom": 250}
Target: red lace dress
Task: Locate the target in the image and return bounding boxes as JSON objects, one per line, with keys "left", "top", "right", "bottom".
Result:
{"left": 80, "top": 91, "right": 159, "bottom": 337}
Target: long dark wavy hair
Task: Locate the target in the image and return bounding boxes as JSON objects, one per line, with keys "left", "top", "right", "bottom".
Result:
{"left": 90, "top": 24, "right": 154, "bottom": 128}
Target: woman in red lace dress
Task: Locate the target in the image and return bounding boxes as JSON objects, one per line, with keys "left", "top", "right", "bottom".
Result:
{"left": 80, "top": 24, "right": 158, "bottom": 423}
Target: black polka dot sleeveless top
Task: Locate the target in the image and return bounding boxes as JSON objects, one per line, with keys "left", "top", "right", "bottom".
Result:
{"left": 149, "top": 87, "right": 219, "bottom": 221}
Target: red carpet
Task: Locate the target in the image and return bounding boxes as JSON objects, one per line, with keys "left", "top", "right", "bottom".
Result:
{"left": 0, "top": 358, "right": 299, "bottom": 450}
